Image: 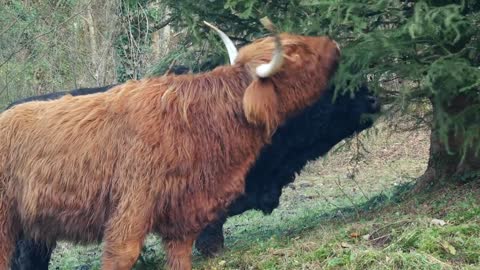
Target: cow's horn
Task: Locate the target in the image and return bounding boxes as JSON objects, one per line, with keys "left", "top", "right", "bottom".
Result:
{"left": 255, "top": 17, "right": 284, "bottom": 78}
{"left": 203, "top": 21, "right": 238, "bottom": 65}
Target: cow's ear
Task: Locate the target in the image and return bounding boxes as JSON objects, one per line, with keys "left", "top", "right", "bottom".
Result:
{"left": 243, "top": 79, "right": 279, "bottom": 136}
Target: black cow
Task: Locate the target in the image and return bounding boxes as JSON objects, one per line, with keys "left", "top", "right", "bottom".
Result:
{"left": 9, "top": 80, "right": 379, "bottom": 269}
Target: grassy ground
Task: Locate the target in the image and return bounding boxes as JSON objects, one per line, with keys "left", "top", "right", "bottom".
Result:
{"left": 49, "top": 121, "right": 480, "bottom": 269}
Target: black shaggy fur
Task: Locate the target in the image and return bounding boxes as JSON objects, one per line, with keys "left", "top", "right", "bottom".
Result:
{"left": 8, "top": 76, "right": 379, "bottom": 268}
{"left": 236, "top": 85, "right": 378, "bottom": 215}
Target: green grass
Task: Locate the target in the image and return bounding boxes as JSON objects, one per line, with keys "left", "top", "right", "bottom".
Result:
{"left": 48, "top": 122, "right": 480, "bottom": 270}
{"left": 190, "top": 182, "right": 480, "bottom": 270}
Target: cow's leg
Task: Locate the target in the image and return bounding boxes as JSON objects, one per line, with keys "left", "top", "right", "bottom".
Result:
{"left": 102, "top": 237, "right": 145, "bottom": 270}
{"left": 195, "top": 215, "right": 227, "bottom": 257}
{"left": 101, "top": 211, "right": 148, "bottom": 270}
{"left": 164, "top": 236, "right": 195, "bottom": 270}
{"left": 0, "top": 200, "right": 19, "bottom": 269}
{"left": 101, "top": 200, "right": 151, "bottom": 270}
{"left": 10, "top": 239, "right": 54, "bottom": 270}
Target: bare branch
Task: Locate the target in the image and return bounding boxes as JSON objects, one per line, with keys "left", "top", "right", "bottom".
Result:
{"left": 0, "top": 8, "right": 87, "bottom": 69}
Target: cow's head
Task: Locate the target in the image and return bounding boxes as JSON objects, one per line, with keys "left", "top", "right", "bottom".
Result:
{"left": 321, "top": 85, "right": 380, "bottom": 140}
{"left": 205, "top": 19, "right": 340, "bottom": 136}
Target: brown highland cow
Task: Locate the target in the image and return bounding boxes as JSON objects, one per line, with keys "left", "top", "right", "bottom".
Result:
{"left": 0, "top": 21, "right": 340, "bottom": 270}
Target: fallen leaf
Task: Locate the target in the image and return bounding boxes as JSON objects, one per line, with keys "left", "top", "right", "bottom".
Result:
{"left": 341, "top": 242, "right": 352, "bottom": 248}
{"left": 350, "top": 232, "right": 360, "bottom": 238}
{"left": 431, "top": 218, "right": 447, "bottom": 226}
{"left": 441, "top": 241, "right": 456, "bottom": 255}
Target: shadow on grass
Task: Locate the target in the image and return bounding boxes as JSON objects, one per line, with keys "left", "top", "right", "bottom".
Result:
{"left": 191, "top": 182, "right": 415, "bottom": 264}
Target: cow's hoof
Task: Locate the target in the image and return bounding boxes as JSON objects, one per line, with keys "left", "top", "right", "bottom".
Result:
{"left": 195, "top": 233, "right": 225, "bottom": 257}
{"left": 195, "top": 241, "right": 224, "bottom": 257}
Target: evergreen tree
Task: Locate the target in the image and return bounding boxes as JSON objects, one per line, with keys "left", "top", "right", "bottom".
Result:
{"left": 155, "top": 0, "right": 480, "bottom": 191}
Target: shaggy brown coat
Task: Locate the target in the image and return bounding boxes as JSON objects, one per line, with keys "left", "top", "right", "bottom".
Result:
{"left": 0, "top": 34, "right": 339, "bottom": 270}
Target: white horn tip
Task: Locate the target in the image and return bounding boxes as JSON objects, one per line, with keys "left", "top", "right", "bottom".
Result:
{"left": 256, "top": 64, "right": 276, "bottom": 78}
{"left": 203, "top": 21, "right": 238, "bottom": 65}
{"left": 203, "top": 21, "right": 216, "bottom": 29}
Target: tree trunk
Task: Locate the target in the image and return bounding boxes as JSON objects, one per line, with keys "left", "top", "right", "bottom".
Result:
{"left": 414, "top": 96, "right": 480, "bottom": 192}
{"left": 86, "top": 2, "right": 98, "bottom": 84}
